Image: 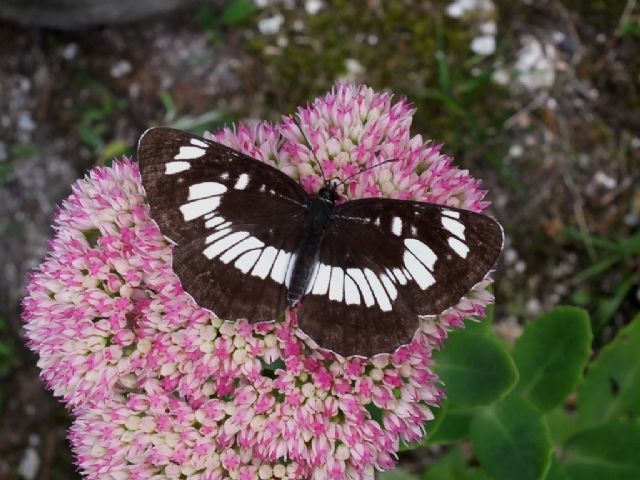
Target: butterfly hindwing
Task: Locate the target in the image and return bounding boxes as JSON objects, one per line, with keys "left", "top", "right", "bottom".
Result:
{"left": 298, "top": 198, "right": 503, "bottom": 356}
{"left": 138, "top": 127, "right": 309, "bottom": 321}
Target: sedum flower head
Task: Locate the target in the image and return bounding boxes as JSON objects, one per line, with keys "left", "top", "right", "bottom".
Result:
{"left": 23, "top": 83, "right": 495, "bottom": 479}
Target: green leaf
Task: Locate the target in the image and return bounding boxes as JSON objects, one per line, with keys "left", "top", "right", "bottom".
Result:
{"left": 577, "top": 315, "right": 640, "bottom": 427}
{"left": 423, "top": 447, "right": 491, "bottom": 480}
{"left": 221, "top": 0, "right": 256, "bottom": 25}
{"left": 593, "top": 274, "right": 635, "bottom": 332}
{"left": 379, "top": 468, "right": 419, "bottom": 480}
{"left": 572, "top": 254, "right": 622, "bottom": 282}
{"left": 471, "top": 395, "right": 552, "bottom": 480}
{"left": 619, "top": 19, "right": 640, "bottom": 38}
{"left": 425, "top": 405, "right": 472, "bottom": 445}
{"left": 546, "top": 407, "right": 579, "bottom": 446}
{"left": 513, "top": 306, "right": 592, "bottom": 411}
{"left": 421, "top": 88, "right": 468, "bottom": 117}
{"left": 544, "top": 457, "right": 569, "bottom": 480}
{"left": 457, "top": 68, "right": 495, "bottom": 95}
{"left": 78, "top": 125, "right": 103, "bottom": 151}
{"left": 99, "top": 139, "right": 130, "bottom": 165}
{"left": 434, "top": 328, "right": 518, "bottom": 407}
{"left": 423, "top": 399, "right": 448, "bottom": 440}
{"left": 562, "top": 423, "right": 640, "bottom": 480}
{"left": 159, "top": 90, "right": 178, "bottom": 122}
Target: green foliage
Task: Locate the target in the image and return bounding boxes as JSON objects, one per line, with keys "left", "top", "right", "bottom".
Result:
{"left": 197, "top": 0, "right": 256, "bottom": 44}
{"left": 379, "top": 470, "right": 420, "bottom": 480}
{"left": 566, "top": 228, "right": 640, "bottom": 333}
{"left": 434, "top": 327, "right": 518, "bottom": 407}
{"left": 220, "top": 0, "right": 256, "bottom": 25}
{"left": 426, "top": 404, "right": 472, "bottom": 445}
{"left": 544, "top": 457, "right": 570, "bottom": 480}
{"left": 562, "top": 424, "right": 640, "bottom": 480}
{"left": 513, "top": 307, "right": 592, "bottom": 411}
{"left": 158, "top": 90, "right": 232, "bottom": 136}
{"left": 423, "top": 447, "right": 490, "bottom": 480}
{"left": 395, "top": 307, "right": 640, "bottom": 480}
{"left": 73, "top": 71, "right": 129, "bottom": 165}
{"left": 577, "top": 315, "right": 640, "bottom": 427}
{"left": 619, "top": 20, "right": 640, "bottom": 38}
{"left": 545, "top": 408, "right": 579, "bottom": 446}
{"left": 471, "top": 395, "right": 551, "bottom": 480}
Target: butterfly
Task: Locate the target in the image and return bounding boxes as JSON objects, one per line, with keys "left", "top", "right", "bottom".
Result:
{"left": 137, "top": 127, "right": 503, "bottom": 357}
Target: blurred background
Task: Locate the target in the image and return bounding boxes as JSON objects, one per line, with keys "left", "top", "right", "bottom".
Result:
{"left": 0, "top": 0, "right": 638, "bottom": 478}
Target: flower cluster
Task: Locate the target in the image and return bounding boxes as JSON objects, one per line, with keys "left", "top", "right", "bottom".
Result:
{"left": 23, "top": 83, "right": 494, "bottom": 479}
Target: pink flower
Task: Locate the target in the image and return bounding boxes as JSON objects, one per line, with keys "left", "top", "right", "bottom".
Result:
{"left": 23, "top": 83, "right": 495, "bottom": 478}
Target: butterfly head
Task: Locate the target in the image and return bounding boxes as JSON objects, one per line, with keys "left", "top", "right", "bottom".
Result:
{"left": 318, "top": 182, "right": 339, "bottom": 205}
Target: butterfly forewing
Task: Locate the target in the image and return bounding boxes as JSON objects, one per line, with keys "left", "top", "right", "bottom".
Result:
{"left": 298, "top": 198, "right": 503, "bottom": 356}
{"left": 138, "top": 127, "right": 309, "bottom": 321}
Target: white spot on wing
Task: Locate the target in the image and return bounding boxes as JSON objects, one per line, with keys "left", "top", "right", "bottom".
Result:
{"left": 205, "top": 228, "right": 231, "bottom": 244}
{"left": 270, "top": 250, "right": 291, "bottom": 284}
{"left": 442, "top": 209, "right": 460, "bottom": 219}
{"left": 175, "top": 146, "right": 205, "bottom": 160}
{"left": 380, "top": 273, "right": 398, "bottom": 301}
{"left": 203, "top": 231, "right": 248, "bottom": 259}
{"left": 347, "top": 269, "right": 374, "bottom": 307}
{"left": 311, "top": 263, "right": 331, "bottom": 295}
{"left": 343, "top": 275, "right": 360, "bottom": 305}
{"left": 220, "top": 236, "right": 264, "bottom": 264}
{"left": 392, "top": 217, "right": 402, "bottom": 236}
{"left": 442, "top": 217, "right": 465, "bottom": 240}
{"left": 251, "top": 246, "right": 278, "bottom": 279}
{"left": 188, "top": 182, "right": 227, "bottom": 200}
{"left": 329, "top": 267, "right": 345, "bottom": 302}
{"left": 392, "top": 268, "right": 407, "bottom": 285}
{"left": 165, "top": 161, "right": 190, "bottom": 174}
{"left": 190, "top": 138, "right": 208, "bottom": 148}
{"left": 404, "top": 238, "right": 437, "bottom": 271}
{"left": 448, "top": 237, "right": 469, "bottom": 258}
{"left": 234, "top": 173, "right": 249, "bottom": 190}
{"left": 403, "top": 251, "right": 436, "bottom": 290}
{"left": 204, "top": 216, "right": 225, "bottom": 229}
{"left": 235, "top": 249, "right": 262, "bottom": 273}
{"left": 364, "top": 269, "right": 392, "bottom": 311}
{"left": 220, "top": 172, "right": 229, "bottom": 180}
{"left": 180, "top": 197, "right": 221, "bottom": 221}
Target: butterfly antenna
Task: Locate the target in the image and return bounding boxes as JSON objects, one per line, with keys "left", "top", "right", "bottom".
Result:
{"left": 292, "top": 115, "right": 328, "bottom": 184}
{"left": 335, "top": 157, "right": 400, "bottom": 188}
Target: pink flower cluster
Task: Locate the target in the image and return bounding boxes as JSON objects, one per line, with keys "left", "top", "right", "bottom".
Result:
{"left": 23, "top": 83, "right": 494, "bottom": 479}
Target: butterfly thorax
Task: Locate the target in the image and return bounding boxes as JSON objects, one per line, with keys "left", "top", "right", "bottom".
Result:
{"left": 286, "top": 184, "right": 338, "bottom": 306}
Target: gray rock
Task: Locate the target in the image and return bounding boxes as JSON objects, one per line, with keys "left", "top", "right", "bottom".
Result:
{"left": 0, "top": 0, "right": 218, "bottom": 29}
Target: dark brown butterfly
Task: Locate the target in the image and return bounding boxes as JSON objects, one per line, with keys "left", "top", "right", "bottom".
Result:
{"left": 137, "top": 127, "right": 503, "bottom": 357}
